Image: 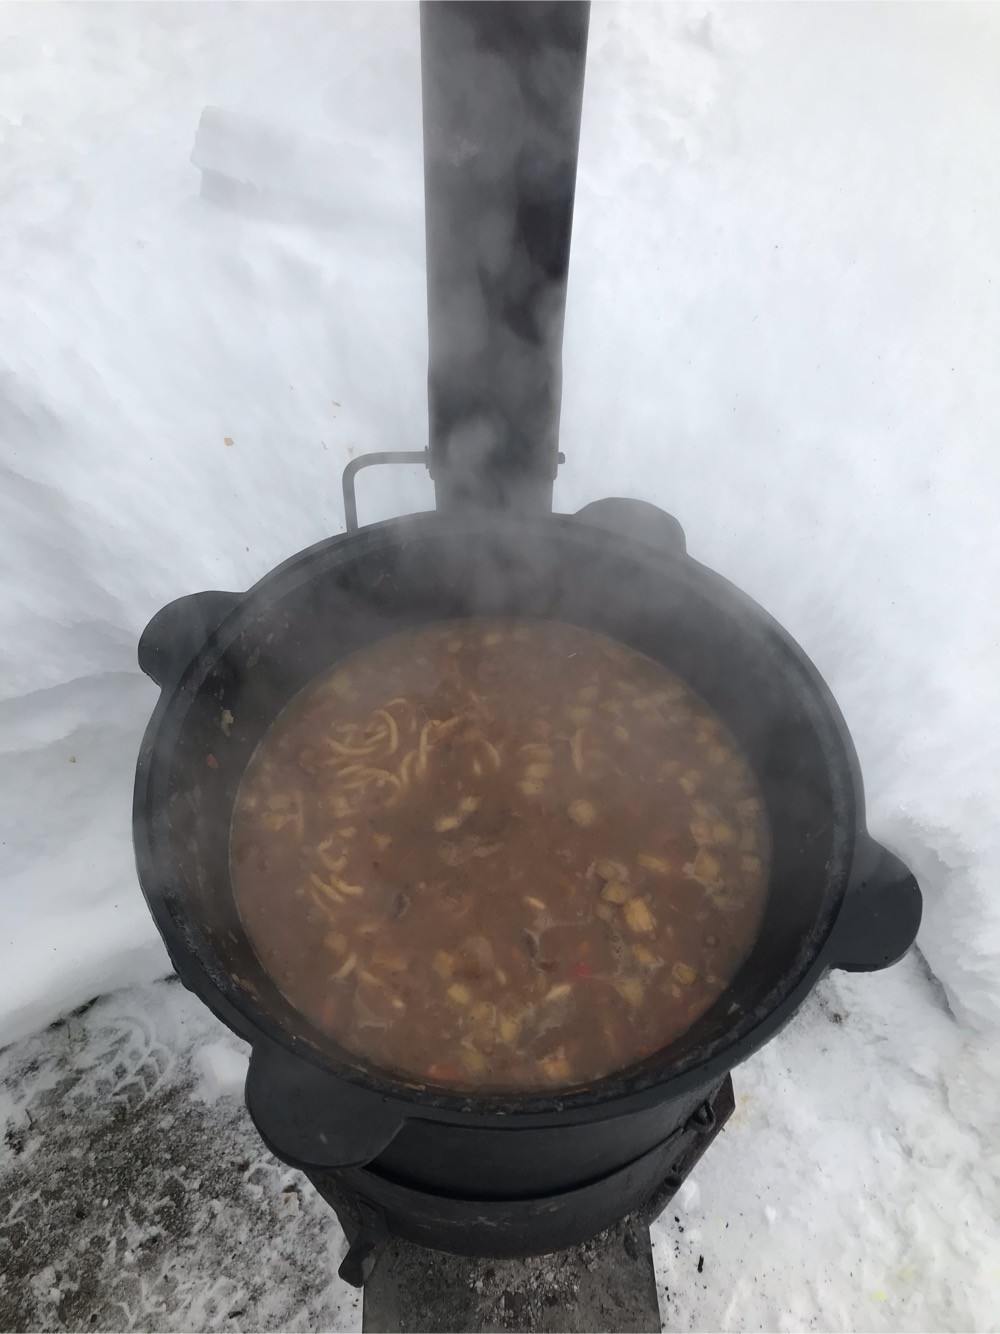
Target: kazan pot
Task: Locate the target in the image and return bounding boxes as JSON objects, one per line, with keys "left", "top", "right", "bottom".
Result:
{"left": 132, "top": 498, "right": 921, "bottom": 1204}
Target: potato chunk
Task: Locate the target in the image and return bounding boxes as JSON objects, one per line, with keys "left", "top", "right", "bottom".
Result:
{"left": 568, "top": 799, "right": 596, "bottom": 827}
{"left": 623, "top": 898, "right": 656, "bottom": 934}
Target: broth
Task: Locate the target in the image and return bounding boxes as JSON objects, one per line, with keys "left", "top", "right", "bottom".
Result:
{"left": 230, "top": 619, "right": 770, "bottom": 1091}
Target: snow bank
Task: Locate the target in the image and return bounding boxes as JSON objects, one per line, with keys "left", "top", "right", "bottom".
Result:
{"left": 2, "top": 2, "right": 998, "bottom": 1044}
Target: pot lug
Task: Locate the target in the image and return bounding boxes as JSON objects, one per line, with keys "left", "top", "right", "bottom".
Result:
{"left": 574, "top": 498, "right": 687, "bottom": 556}
{"left": 138, "top": 590, "right": 242, "bottom": 688}
{"left": 245, "top": 1040, "right": 405, "bottom": 1170}
{"left": 825, "top": 834, "right": 922, "bottom": 972}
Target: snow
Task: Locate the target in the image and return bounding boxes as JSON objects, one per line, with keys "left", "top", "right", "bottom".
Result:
{"left": 651, "top": 961, "right": 1000, "bottom": 1331}
{"left": 0, "top": 980, "right": 361, "bottom": 1332}
{"left": 191, "top": 1037, "right": 249, "bottom": 1104}
{"left": 2, "top": 966, "right": 996, "bottom": 1331}
{"left": 1, "top": 2, "right": 999, "bottom": 1329}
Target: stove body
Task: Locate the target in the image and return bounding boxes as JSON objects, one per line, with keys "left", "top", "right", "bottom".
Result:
{"left": 311, "top": 1077, "right": 734, "bottom": 1287}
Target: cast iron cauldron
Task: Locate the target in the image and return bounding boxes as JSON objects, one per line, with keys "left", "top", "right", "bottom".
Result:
{"left": 133, "top": 498, "right": 921, "bottom": 1211}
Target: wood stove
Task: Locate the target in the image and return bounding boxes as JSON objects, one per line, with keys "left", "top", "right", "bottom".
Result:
{"left": 133, "top": 3, "right": 921, "bottom": 1328}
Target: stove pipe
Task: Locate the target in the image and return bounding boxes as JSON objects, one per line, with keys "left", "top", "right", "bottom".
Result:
{"left": 421, "top": 0, "right": 590, "bottom": 515}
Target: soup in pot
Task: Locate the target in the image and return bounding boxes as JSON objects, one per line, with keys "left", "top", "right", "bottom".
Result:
{"left": 230, "top": 619, "right": 770, "bottom": 1091}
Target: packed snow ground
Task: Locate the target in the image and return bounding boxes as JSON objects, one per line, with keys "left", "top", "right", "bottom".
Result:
{"left": 2, "top": 965, "right": 997, "bottom": 1331}
{"left": 1, "top": 3, "right": 999, "bottom": 1330}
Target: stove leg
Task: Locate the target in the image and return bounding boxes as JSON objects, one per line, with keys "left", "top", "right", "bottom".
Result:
{"left": 361, "top": 1214, "right": 660, "bottom": 1333}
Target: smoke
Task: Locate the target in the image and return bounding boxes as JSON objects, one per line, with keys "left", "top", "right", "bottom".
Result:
{"left": 420, "top": 1, "right": 590, "bottom": 513}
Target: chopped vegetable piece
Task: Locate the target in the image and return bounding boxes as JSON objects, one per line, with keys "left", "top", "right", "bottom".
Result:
{"left": 540, "top": 1054, "right": 571, "bottom": 1081}
{"left": 624, "top": 898, "right": 656, "bottom": 934}
{"left": 614, "top": 978, "right": 644, "bottom": 1006}
{"left": 690, "top": 849, "right": 722, "bottom": 885}
{"left": 461, "top": 1048, "right": 487, "bottom": 1075}
{"left": 568, "top": 799, "right": 596, "bottom": 827}
{"left": 498, "top": 1016, "right": 521, "bottom": 1044}
{"left": 637, "top": 853, "right": 670, "bottom": 874}
{"left": 600, "top": 880, "right": 629, "bottom": 904}
{"left": 672, "top": 961, "right": 697, "bottom": 985}
{"left": 594, "top": 858, "right": 628, "bottom": 881}
{"left": 433, "top": 950, "right": 454, "bottom": 980}
{"left": 447, "top": 983, "right": 472, "bottom": 1006}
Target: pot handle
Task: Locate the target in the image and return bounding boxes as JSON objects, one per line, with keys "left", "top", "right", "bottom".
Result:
{"left": 138, "top": 590, "right": 242, "bottom": 689}
{"left": 574, "top": 497, "right": 687, "bottom": 556}
{"left": 245, "top": 1040, "right": 405, "bottom": 1170}
{"left": 824, "top": 834, "right": 922, "bottom": 972}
